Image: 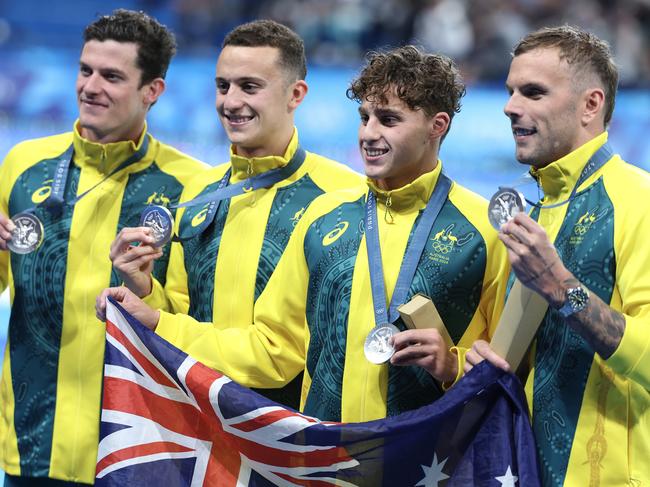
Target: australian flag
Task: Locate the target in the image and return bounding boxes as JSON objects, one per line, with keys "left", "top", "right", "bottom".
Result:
{"left": 97, "top": 299, "right": 540, "bottom": 486}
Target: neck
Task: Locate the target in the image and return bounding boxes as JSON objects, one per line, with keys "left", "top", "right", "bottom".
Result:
{"left": 80, "top": 124, "right": 145, "bottom": 146}
{"left": 234, "top": 125, "right": 295, "bottom": 159}
{"left": 374, "top": 159, "right": 438, "bottom": 191}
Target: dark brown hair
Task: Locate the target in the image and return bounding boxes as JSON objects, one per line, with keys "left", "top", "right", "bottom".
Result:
{"left": 347, "top": 45, "right": 465, "bottom": 137}
{"left": 513, "top": 25, "right": 618, "bottom": 125}
{"left": 223, "top": 20, "right": 307, "bottom": 81}
{"left": 84, "top": 9, "right": 176, "bottom": 86}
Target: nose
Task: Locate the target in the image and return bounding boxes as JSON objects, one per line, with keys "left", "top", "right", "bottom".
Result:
{"left": 218, "top": 87, "right": 244, "bottom": 113}
{"left": 80, "top": 72, "right": 102, "bottom": 96}
{"left": 359, "top": 117, "right": 380, "bottom": 142}
{"left": 503, "top": 93, "right": 522, "bottom": 122}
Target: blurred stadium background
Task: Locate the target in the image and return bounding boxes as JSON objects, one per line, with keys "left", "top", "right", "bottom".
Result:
{"left": 0, "top": 0, "right": 648, "bottom": 480}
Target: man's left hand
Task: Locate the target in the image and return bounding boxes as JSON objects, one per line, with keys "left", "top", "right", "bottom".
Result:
{"left": 499, "top": 212, "right": 571, "bottom": 307}
{"left": 390, "top": 329, "right": 458, "bottom": 384}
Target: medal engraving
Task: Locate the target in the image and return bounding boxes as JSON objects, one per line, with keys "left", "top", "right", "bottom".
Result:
{"left": 8, "top": 212, "right": 44, "bottom": 254}
{"left": 139, "top": 205, "right": 174, "bottom": 247}
{"left": 364, "top": 323, "right": 400, "bottom": 364}
{"left": 488, "top": 187, "right": 526, "bottom": 230}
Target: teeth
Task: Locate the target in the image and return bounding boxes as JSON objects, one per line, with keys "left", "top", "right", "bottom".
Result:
{"left": 227, "top": 115, "right": 253, "bottom": 123}
{"left": 365, "top": 148, "right": 388, "bottom": 157}
{"left": 513, "top": 128, "right": 536, "bottom": 136}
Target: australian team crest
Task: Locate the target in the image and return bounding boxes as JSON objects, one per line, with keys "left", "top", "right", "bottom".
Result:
{"left": 429, "top": 224, "right": 474, "bottom": 264}
{"left": 146, "top": 189, "right": 171, "bottom": 207}
{"left": 570, "top": 207, "right": 608, "bottom": 246}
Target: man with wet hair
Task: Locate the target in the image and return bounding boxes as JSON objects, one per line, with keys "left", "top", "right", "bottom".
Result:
{"left": 108, "top": 20, "right": 361, "bottom": 410}
{"left": 100, "top": 45, "right": 508, "bottom": 423}
{"left": 466, "top": 26, "right": 650, "bottom": 486}
{"left": 0, "top": 9, "right": 207, "bottom": 486}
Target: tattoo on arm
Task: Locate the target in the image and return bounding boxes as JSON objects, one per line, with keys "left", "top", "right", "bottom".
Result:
{"left": 520, "top": 249, "right": 558, "bottom": 286}
{"left": 565, "top": 279, "right": 626, "bottom": 359}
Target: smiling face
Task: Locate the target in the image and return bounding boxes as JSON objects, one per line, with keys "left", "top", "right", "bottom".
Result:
{"left": 76, "top": 40, "right": 161, "bottom": 144}
{"left": 215, "top": 45, "right": 306, "bottom": 158}
{"left": 358, "top": 90, "right": 445, "bottom": 190}
{"left": 504, "top": 47, "right": 590, "bottom": 168}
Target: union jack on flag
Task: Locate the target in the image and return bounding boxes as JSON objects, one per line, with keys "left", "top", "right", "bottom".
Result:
{"left": 96, "top": 299, "right": 540, "bottom": 486}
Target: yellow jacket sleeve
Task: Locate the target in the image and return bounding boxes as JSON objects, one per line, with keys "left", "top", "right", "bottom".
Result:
{"left": 0, "top": 157, "right": 9, "bottom": 293}
{"left": 605, "top": 166, "right": 650, "bottom": 390}
{"left": 155, "top": 205, "right": 314, "bottom": 387}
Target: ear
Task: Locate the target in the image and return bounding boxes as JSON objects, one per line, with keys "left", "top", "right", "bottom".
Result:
{"left": 287, "top": 80, "right": 308, "bottom": 111}
{"left": 142, "top": 78, "right": 166, "bottom": 106}
{"left": 581, "top": 87, "right": 605, "bottom": 127}
{"left": 429, "top": 112, "right": 451, "bottom": 140}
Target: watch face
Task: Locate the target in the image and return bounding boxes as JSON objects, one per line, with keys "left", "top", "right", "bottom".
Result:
{"left": 567, "top": 286, "right": 589, "bottom": 311}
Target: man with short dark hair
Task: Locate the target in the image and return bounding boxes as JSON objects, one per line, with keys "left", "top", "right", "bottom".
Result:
{"left": 466, "top": 26, "right": 650, "bottom": 486}
{"left": 100, "top": 45, "right": 508, "bottom": 422}
{"left": 0, "top": 9, "right": 207, "bottom": 485}
{"left": 108, "top": 20, "right": 361, "bottom": 409}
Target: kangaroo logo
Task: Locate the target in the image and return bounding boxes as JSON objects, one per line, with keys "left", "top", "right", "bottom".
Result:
{"left": 146, "top": 191, "right": 171, "bottom": 207}
{"left": 291, "top": 207, "right": 306, "bottom": 226}
{"left": 429, "top": 223, "right": 474, "bottom": 263}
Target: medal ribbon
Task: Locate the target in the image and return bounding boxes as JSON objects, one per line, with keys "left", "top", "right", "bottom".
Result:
{"left": 508, "top": 142, "right": 613, "bottom": 210}
{"left": 173, "top": 147, "right": 306, "bottom": 240}
{"left": 365, "top": 173, "right": 452, "bottom": 326}
{"left": 39, "top": 134, "right": 151, "bottom": 213}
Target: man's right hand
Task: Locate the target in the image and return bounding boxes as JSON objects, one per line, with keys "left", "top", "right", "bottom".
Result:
{"left": 110, "top": 227, "right": 163, "bottom": 297}
{"left": 0, "top": 212, "right": 15, "bottom": 251}
{"left": 464, "top": 340, "right": 511, "bottom": 374}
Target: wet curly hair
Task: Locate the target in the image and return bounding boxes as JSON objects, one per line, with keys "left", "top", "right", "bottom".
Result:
{"left": 347, "top": 45, "right": 465, "bottom": 134}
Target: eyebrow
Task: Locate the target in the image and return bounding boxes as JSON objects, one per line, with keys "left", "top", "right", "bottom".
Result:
{"left": 215, "top": 76, "right": 266, "bottom": 84}
{"left": 79, "top": 62, "right": 127, "bottom": 77}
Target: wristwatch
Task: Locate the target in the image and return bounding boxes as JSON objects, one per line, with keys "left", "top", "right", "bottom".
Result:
{"left": 558, "top": 285, "right": 590, "bottom": 318}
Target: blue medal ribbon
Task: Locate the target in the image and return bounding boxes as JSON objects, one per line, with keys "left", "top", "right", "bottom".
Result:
{"left": 365, "top": 172, "right": 452, "bottom": 326}
{"left": 520, "top": 142, "right": 613, "bottom": 209}
{"left": 174, "top": 147, "right": 307, "bottom": 240}
{"left": 37, "top": 134, "right": 151, "bottom": 214}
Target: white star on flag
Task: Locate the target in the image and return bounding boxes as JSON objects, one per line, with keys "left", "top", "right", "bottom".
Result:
{"left": 415, "top": 452, "right": 449, "bottom": 487}
{"left": 495, "top": 466, "right": 518, "bottom": 486}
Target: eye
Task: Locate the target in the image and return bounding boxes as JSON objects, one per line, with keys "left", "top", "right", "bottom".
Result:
{"left": 522, "top": 86, "right": 546, "bottom": 99}
{"left": 105, "top": 73, "right": 121, "bottom": 82}
{"left": 80, "top": 65, "right": 92, "bottom": 76}
{"left": 216, "top": 80, "right": 229, "bottom": 94}
{"left": 359, "top": 113, "right": 369, "bottom": 125}
{"left": 241, "top": 82, "right": 259, "bottom": 93}
{"left": 381, "top": 115, "right": 399, "bottom": 126}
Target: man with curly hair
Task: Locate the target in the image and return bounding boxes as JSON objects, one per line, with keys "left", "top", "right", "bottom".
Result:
{"left": 99, "top": 45, "right": 509, "bottom": 422}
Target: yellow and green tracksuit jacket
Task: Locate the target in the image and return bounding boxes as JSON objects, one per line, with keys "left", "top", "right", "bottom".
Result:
{"left": 523, "top": 132, "right": 650, "bottom": 486}
{"left": 154, "top": 162, "right": 509, "bottom": 422}
{"left": 143, "top": 129, "right": 362, "bottom": 408}
{"left": 0, "top": 123, "right": 207, "bottom": 484}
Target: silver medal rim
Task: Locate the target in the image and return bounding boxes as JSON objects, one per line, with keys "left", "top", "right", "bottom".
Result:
{"left": 364, "top": 323, "right": 400, "bottom": 364}
{"left": 140, "top": 205, "right": 174, "bottom": 247}
{"left": 7, "top": 212, "right": 45, "bottom": 254}
{"left": 487, "top": 187, "right": 526, "bottom": 230}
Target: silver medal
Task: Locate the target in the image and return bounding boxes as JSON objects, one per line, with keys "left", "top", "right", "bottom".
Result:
{"left": 364, "top": 323, "right": 400, "bottom": 364}
{"left": 7, "top": 211, "right": 44, "bottom": 254}
{"left": 488, "top": 187, "right": 526, "bottom": 230}
{"left": 139, "top": 205, "right": 174, "bottom": 247}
